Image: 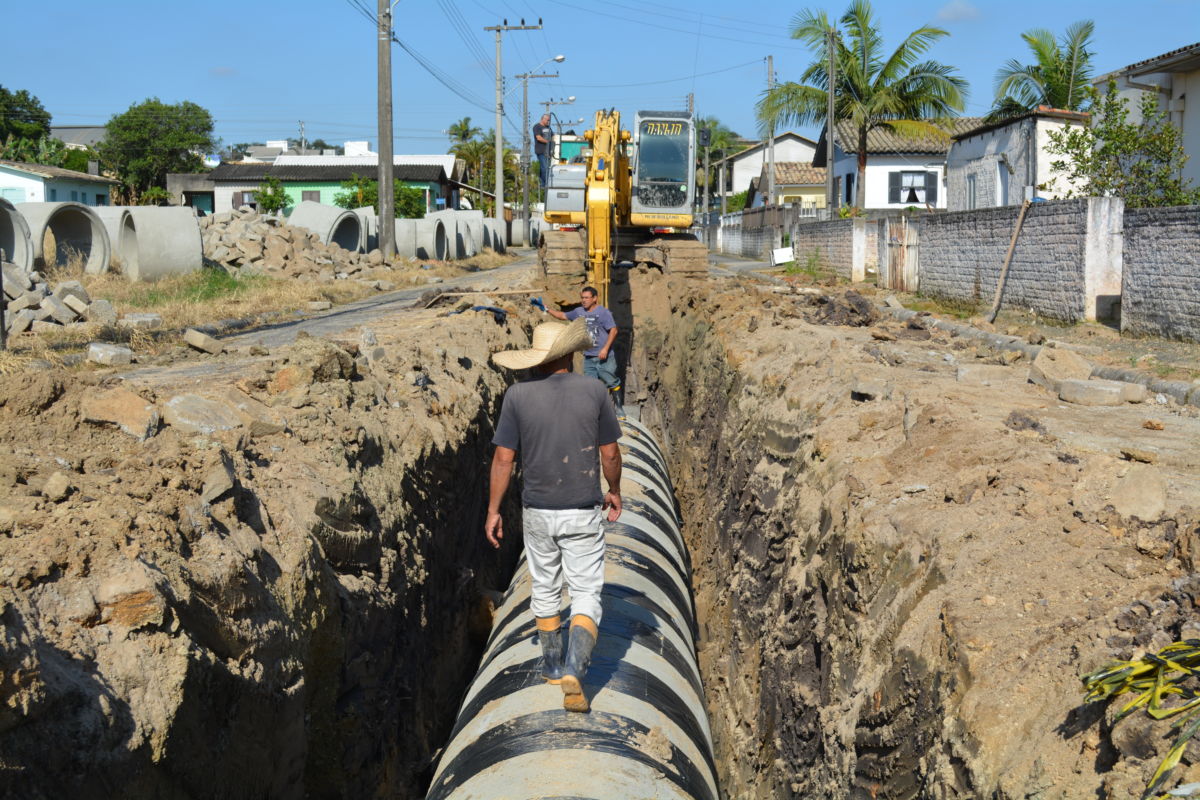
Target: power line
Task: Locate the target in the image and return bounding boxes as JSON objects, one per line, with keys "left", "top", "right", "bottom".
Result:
{"left": 570, "top": 58, "right": 761, "bottom": 88}
{"left": 546, "top": 0, "right": 805, "bottom": 50}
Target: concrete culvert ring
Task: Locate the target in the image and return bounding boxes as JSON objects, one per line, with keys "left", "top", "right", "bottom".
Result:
{"left": 419, "top": 217, "right": 447, "bottom": 261}
{"left": 16, "top": 201, "right": 110, "bottom": 274}
{"left": 0, "top": 198, "right": 33, "bottom": 269}
{"left": 93, "top": 207, "right": 133, "bottom": 271}
{"left": 288, "top": 201, "right": 364, "bottom": 253}
{"left": 123, "top": 207, "right": 202, "bottom": 282}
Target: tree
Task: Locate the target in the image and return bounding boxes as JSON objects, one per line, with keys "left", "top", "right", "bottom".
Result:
{"left": 0, "top": 134, "right": 67, "bottom": 167}
{"left": 254, "top": 176, "right": 290, "bottom": 214}
{"left": 1044, "top": 82, "right": 1200, "bottom": 208}
{"left": 99, "top": 98, "right": 217, "bottom": 200}
{"left": 308, "top": 138, "right": 342, "bottom": 155}
{"left": 989, "top": 20, "right": 1095, "bottom": 121}
{"left": 447, "top": 116, "right": 482, "bottom": 147}
{"left": 696, "top": 116, "right": 743, "bottom": 202}
{"left": 332, "top": 173, "right": 426, "bottom": 218}
{"left": 0, "top": 86, "right": 51, "bottom": 142}
{"left": 757, "top": 0, "right": 966, "bottom": 209}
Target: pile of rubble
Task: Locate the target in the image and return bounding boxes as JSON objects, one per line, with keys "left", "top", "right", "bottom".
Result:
{"left": 200, "top": 207, "right": 386, "bottom": 283}
{"left": 1, "top": 262, "right": 118, "bottom": 335}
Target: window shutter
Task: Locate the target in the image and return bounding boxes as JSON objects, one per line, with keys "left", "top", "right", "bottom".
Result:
{"left": 925, "top": 172, "right": 938, "bottom": 206}
{"left": 232, "top": 191, "right": 243, "bottom": 208}
{"left": 888, "top": 171, "right": 901, "bottom": 204}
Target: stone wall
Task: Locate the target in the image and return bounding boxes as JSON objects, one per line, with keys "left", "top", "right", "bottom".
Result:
{"left": 791, "top": 218, "right": 856, "bottom": 277}
{"left": 919, "top": 198, "right": 1096, "bottom": 321}
{"left": 1123, "top": 205, "right": 1200, "bottom": 342}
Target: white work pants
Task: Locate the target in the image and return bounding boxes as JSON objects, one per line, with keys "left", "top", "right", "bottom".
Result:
{"left": 522, "top": 506, "right": 605, "bottom": 625}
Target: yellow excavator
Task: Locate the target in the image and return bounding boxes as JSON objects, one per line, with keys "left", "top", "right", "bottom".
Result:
{"left": 539, "top": 109, "right": 709, "bottom": 304}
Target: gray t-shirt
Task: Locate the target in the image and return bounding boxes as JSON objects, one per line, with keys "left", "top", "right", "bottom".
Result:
{"left": 492, "top": 372, "right": 622, "bottom": 509}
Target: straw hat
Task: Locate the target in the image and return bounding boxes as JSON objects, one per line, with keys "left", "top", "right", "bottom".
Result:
{"left": 491, "top": 318, "right": 591, "bottom": 370}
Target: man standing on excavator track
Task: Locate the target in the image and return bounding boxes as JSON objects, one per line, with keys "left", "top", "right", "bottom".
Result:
{"left": 542, "top": 286, "right": 626, "bottom": 420}
{"left": 486, "top": 318, "right": 623, "bottom": 713}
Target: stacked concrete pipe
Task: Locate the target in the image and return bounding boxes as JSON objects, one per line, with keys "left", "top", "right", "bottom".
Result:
{"left": 484, "top": 219, "right": 506, "bottom": 253}
{"left": 428, "top": 210, "right": 478, "bottom": 260}
{"left": 118, "top": 207, "right": 203, "bottom": 282}
{"left": 287, "top": 201, "right": 364, "bottom": 253}
{"left": 92, "top": 207, "right": 135, "bottom": 271}
{"left": 16, "top": 202, "right": 110, "bottom": 274}
{"left": 352, "top": 207, "right": 378, "bottom": 252}
{"left": 393, "top": 217, "right": 448, "bottom": 261}
{"left": 0, "top": 198, "right": 33, "bottom": 270}
{"left": 426, "top": 418, "right": 719, "bottom": 800}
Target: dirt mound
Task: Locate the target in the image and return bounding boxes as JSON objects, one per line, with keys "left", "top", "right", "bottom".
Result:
{"left": 805, "top": 288, "right": 880, "bottom": 326}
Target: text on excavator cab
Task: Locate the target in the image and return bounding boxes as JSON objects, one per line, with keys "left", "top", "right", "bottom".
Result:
{"left": 642, "top": 122, "right": 684, "bottom": 136}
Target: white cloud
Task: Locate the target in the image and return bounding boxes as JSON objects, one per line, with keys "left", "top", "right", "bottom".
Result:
{"left": 937, "top": 0, "right": 980, "bottom": 22}
{"left": 209, "top": 66, "right": 237, "bottom": 78}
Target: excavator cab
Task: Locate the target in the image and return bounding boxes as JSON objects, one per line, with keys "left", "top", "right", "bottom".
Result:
{"left": 630, "top": 111, "right": 695, "bottom": 229}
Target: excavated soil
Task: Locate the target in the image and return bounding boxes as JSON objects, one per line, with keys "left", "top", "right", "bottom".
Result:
{"left": 2, "top": 261, "right": 1199, "bottom": 799}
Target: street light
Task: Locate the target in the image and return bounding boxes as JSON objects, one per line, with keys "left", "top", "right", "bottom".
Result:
{"left": 516, "top": 55, "right": 565, "bottom": 246}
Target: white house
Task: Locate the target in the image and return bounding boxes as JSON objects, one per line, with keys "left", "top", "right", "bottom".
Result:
{"left": 1095, "top": 41, "right": 1200, "bottom": 186}
{"left": 815, "top": 118, "right": 982, "bottom": 210}
{"left": 0, "top": 160, "right": 118, "bottom": 206}
{"left": 713, "top": 132, "right": 818, "bottom": 197}
{"left": 945, "top": 108, "right": 1090, "bottom": 211}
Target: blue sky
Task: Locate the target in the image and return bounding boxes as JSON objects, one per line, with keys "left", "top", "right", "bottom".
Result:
{"left": 4, "top": 0, "right": 1197, "bottom": 154}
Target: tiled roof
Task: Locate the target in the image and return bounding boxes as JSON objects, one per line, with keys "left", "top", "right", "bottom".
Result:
{"left": 207, "top": 163, "right": 272, "bottom": 181}
{"left": 834, "top": 118, "right": 985, "bottom": 154}
{"left": 0, "top": 160, "right": 119, "bottom": 184}
{"left": 768, "top": 162, "right": 826, "bottom": 185}
{"left": 1120, "top": 41, "right": 1200, "bottom": 76}
{"left": 951, "top": 107, "right": 1089, "bottom": 141}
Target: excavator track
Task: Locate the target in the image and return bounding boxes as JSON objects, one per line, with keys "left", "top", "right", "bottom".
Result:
{"left": 538, "top": 228, "right": 587, "bottom": 277}
{"left": 539, "top": 228, "right": 709, "bottom": 278}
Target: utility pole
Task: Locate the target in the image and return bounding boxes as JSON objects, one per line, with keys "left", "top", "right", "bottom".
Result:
{"left": 766, "top": 56, "right": 775, "bottom": 208}
{"left": 720, "top": 160, "right": 727, "bottom": 215}
{"left": 485, "top": 20, "right": 542, "bottom": 240}
{"left": 518, "top": 68, "right": 559, "bottom": 247}
{"left": 687, "top": 93, "right": 694, "bottom": 115}
{"left": 826, "top": 27, "right": 837, "bottom": 215}
{"left": 298, "top": 120, "right": 306, "bottom": 152}
{"left": 377, "top": 0, "right": 395, "bottom": 259}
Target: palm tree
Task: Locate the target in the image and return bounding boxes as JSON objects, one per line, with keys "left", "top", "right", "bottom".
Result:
{"left": 696, "top": 116, "right": 741, "bottom": 201}
{"left": 989, "top": 20, "right": 1095, "bottom": 121}
{"left": 757, "top": 0, "right": 966, "bottom": 209}
{"left": 447, "top": 116, "right": 482, "bottom": 148}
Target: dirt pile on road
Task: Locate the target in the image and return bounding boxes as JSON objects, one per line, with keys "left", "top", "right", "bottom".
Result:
{"left": 0, "top": 295, "right": 536, "bottom": 798}
{"left": 624, "top": 269, "right": 1200, "bottom": 799}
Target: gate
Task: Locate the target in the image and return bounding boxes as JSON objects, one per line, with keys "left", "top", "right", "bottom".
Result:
{"left": 879, "top": 217, "right": 919, "bottom": 291}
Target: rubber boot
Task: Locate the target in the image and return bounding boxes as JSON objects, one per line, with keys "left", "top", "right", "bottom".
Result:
{"left": 536, "top": 616, "right": 564, "bottom": 684}
{"left": 610, "top": 385, "right": 627, "bottom": 421}
{"left": 561, "top": 616, "right": 597, "bottom": 712}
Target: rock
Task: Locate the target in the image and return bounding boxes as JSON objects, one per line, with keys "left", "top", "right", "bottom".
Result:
{"left": 999, "top": 349, "right": 1024, "bottom": 365}
{"left": 1142, "top": 419, "right": 1164, "bottom": 431}
{"left": 86, "top": 342, "right": 133, "bottom": 366}
{"left": 210, "top": 387, "right": 285, "bottom": 434}
{"left": 61, "top": 293, "right": 90, "bottom": 316}
{"left": 118, "top": 312, "right": 163, "bottom": 330}
{"left": 201, "top": 451, "right": 237, "bottom": 504}
{"left": 31, "top": 320, "right": 62, "bottom": 334}
{"left": 1109, "top": 464, "right": 1167, "bottom": 522}
{"left": 1058, "top": 379, "right": 1123, "bottom": 406}
{"left": 367, "top": 249, "right": 383, "bottom": 266}
{"left": 42, "top": 471, "right": 71, "bottom": 502}
{"left": 1085, "top": 378, "right": 1147, "bottom": 403}
{"left": 52, "top": 280, "right": 90, "bottom": 305}
{"left": 956, "top": 365, "right": 1013, "bottom": 386}
{"left": 850, "top": 379, "right": 890, "bottom": 402}
{"left": 1, "top": 262, "right": 32, "bottom": 294}
{"left": 307, "top": 301, "right": 332, "bottom": 311}
{"left": 375, "top": 280, "right": 395, "bottom": 292}
{"left": 1120, "top": 447, "right": 1157, "bottom": 464}
{"left": 80, "top": 387, "right": 159, "bottom": 440}
{"left": 95, "top": 564, "right": 166, "bottom": 630}
{"left": 1029, "top": 347, "right": 1092, "bottom": 393}
{"left": 4, "top": 292, "right": 37, "bottom": 314}
{"left": 161, "top": 394, "right": 244, "bottom": 435}
{"left": 360, "top": 327, "right": 378, "bottom": 347}
{"left": 39, "top": 295, "right": 77, "bottom": 325}
{"left": 6, "top": 308, "right": 34, "bottom": 334}
{"left": 268, "top": 365, "right": 315, "bottom": 394}
{"left": 84, "top": 298, "right": 118, "bottom": 326}
{"left": 183, "top": 328, "right": 226, "bottom": 355}
{"left": 883, "top": 295, "right": 904, "bottom": 309}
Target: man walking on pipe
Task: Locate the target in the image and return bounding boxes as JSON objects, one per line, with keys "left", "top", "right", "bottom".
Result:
{"left": 486, "top": 318, "right": 623, "bottom": 712}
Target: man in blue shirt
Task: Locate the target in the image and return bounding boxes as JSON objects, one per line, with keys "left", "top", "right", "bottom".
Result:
{"left": 545, "top": 286, "right": 625, "bottom": 419}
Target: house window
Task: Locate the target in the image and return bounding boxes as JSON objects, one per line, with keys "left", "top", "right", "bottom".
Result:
{"left": 966, "top": 174, "right": 977, "bottom": 210}
{"left": 843, "top": 173, "right": 854, "bottom": 205}
{"left": 302, "top": 190, "right": 320, "bottom": 203}
{"left": 95, "top": 194, "right": 107, "bottom": 206}
{"left": 997, "top": 163, "right": 1010, "bottom": 206}
{"left": 888, "top": 170, "right": 938, "bottom": 206}
{"left": 48, "top": 188, "right": 57, "bottom": 201}
{"left": 70, "top": 190, "right": 78, "bottom": 202}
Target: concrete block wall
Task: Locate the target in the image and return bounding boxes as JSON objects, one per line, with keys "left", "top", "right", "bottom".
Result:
{"left": 1122, "top": 205, "right": 1200, "bottom": 342}
{"left": 918, "top": 198, "right": 1110, "bottom": 322}
{"left": 790, "top": 218, "right": 857, "bottom": 278}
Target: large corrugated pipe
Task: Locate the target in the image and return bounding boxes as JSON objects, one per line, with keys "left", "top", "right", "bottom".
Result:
{"left": 427, "top": 418, "right": 719, "bottom": 800}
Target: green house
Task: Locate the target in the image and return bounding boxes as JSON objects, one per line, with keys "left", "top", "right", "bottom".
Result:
{"left": 198, "top": 162, "right": 452, "bottom": 214}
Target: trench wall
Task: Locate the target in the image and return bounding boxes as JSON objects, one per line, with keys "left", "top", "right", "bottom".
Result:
{"left": 1121, "top": 204, "right": 1200, "bottom": 341}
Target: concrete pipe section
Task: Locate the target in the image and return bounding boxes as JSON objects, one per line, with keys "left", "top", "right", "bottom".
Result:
{"left": 484, "top": 219, "right": 506, "bottom": 253}
{"left": 394, "top": 217, "right": 448, "bottom": 261}
{"left": 426, "top": 418, "right": 719, "bottom": 800}
{"left": 92, "top": 207, "right": 134, "bottom": 271}
{"left": 119, "top": 207, "right": 203, "bottom": 282}
{"left": 16, "top": 202, "right": 110, "bottom": 274}
{"left": 352, "top": 207, "right": 378, "bottom": 252}
{"left": 0, "top": 198, "right": 33, "bottom": 270}
{"left": 428, "top": 210, "right": 478, "bottom": 260}
{"left": 287, "top": 201, "right": 364, "bottom": 253}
